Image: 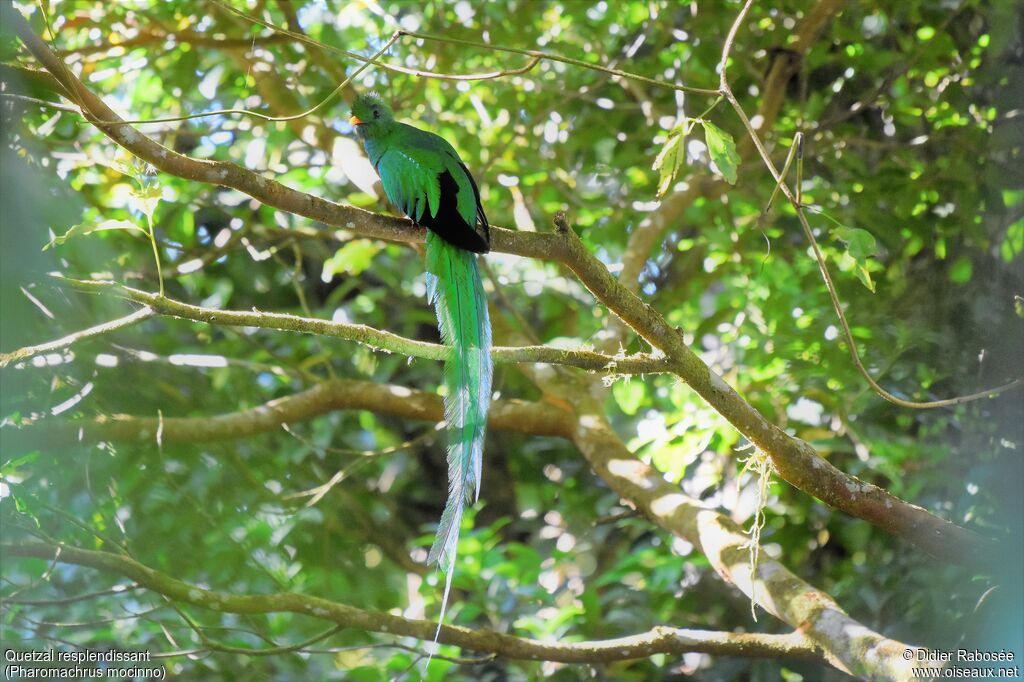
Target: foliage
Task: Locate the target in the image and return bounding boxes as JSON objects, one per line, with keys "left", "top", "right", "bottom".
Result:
{"left": 2, "top": 1, "right": 1022, "bottom": 680}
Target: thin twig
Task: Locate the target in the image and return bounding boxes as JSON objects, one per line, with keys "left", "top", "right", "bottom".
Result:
{"left": 398, "top": 30, "right": 720, "bottom": 96}
{"left": 281, "top": 425, "right": 439, "bottom": 507}
{"left": 214, "top": 0, "right": 543, "bottom": 82}
{"left": 3, "top": 604, "right": 166, "bottom": 628}
{"left": 720, "top": 67, "right": 1024, "bottom": 408}
{"left": 1, "top": 583, "right": 140, "bottom": 606}
{"left": 0, "top": 92, "right": 81, "bottom": 113}
{"left": 35, "top": 0, "right": 401, "bottom": 128}
{"left": 718, "top": 0, "right": 756, "bottom": 91}
{"left": 163, "top": 596, "right": 348, "bottom": 657}
{"left": 0, "top": 306, "right": 153, "bottom": 368}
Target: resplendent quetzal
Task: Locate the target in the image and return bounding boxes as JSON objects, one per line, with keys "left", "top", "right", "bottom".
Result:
{"left": 350, "top": 93, "right": 491, "bottom": 633}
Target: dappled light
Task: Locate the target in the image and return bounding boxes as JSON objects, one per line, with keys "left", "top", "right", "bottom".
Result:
{"left": 2, "top": 1, "right": 1022, "bottom": 680}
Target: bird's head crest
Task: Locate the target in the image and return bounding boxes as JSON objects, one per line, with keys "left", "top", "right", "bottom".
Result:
{"left": 350, "top": 92, "right": 393, "bottom": 130}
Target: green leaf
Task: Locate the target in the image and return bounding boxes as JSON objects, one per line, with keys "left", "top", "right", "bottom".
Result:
{"left": 43, "top": 219, "right": 147, "bottom": 250}
{"left": 949, "top": 255, "right": 973, "bottom": 283}
{"left": 612, "top": 379, "right": 645, "bottom": 415}
{"left": 833, "top": 226, "right": 879, "bottom": 291}
{"left": 652, "top": 123, "right": 687, "bottom": 197}
{"left": 8, "top": 489, "right": 42, "bottom": 529}
{"left": 701, "top": 120, "right": 739, "bottom": 184}
{"left": 2, "top": 452, "right": 39, "bottom": 477}
{"left": 837, "top": 250, "right": 876, "bottom": 292}
{"left": 1001, "top": 218, "right": 1022, "bottom": 263}
{"left": 833, "top": 226, "right": 879, "bottom": 262}
{"left": 344, "top": 666, "right": 387, "bottom": 682}
{"left": 322, "top": 240, "right": 381, "bottom": 279}
{"left": 130, "top": 182, "right": 162, "bottom": 219}
{"left": 852, "top": 262, "right": 876, "bottom": 292}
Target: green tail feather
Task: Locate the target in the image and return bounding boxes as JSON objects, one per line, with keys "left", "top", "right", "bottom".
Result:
{"left": 424, "top": 230, "right": 492, "bottom": 638}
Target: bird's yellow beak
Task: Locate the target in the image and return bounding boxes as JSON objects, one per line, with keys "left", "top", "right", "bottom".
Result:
{"left": 349, "top": 115, "right": 363, "bottom": 126}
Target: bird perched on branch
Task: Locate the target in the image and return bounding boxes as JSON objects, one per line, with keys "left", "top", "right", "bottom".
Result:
{"left": 350, "top": 92, "right": 492, "bottom": 641}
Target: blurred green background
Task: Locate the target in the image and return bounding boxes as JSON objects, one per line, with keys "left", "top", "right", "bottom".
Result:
{"left": 2, "top": 1, "right": 1022, "bottom": 679}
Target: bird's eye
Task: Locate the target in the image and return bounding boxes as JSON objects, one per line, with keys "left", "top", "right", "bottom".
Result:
{"left": 373, "top": 109, "right": 380, "bottom": 119}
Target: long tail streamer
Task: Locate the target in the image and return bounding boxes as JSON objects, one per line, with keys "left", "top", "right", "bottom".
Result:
{"left": 423, "top": 230, "right": 492, "bottom": 644}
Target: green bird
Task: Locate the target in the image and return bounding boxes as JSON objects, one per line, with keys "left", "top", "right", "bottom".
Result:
{"left": 350, "top": 93, "right": 492, "bottom": 636}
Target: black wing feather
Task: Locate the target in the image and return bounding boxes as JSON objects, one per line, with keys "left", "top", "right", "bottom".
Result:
{"left": 418, "top": 169, "right": 489, "bottom": 253}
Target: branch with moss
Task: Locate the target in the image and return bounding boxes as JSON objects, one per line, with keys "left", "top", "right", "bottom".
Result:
{"left": 14, "top": 358, "right": 978, "bottom": 671}
{"left": 44, "top": 277, "right": 666, "bottom": 374}
{"left": 7, "top": 6, "right": 996, "bottom": 566}
{"left": 514, "top": 359, "right": 928, "bottom": 681}
{"left": 1, "top": 541, "right": 825, "bottom": 665}
{"left": 552, "top": 214, "right": 995, "bottom": 568}
{"left": 28, "top": 378, "right": 571, "bottom": 445}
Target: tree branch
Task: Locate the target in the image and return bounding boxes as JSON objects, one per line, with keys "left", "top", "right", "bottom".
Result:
{"left": 515, "top": 358, "right": 928, "bottom": 681}
{"left": 56, "top": 277, "right": 666, "bottom": 374}
{"left": 2, "top": 542, "right": 826, "bottom": 665}
{"left": 0, "top": 306, "right": 153, "bottom": 368}
{"left": 56, "top": 27, "right": 292, "bottom": 59}
{"left": 16, "top": 345, "right": 951, "bottom": 676}
{"left": 9, "top": 6, "right": 995, "bottom": 566}
{"left": 28, "top": 378, "right": 572, "bottom": 445}
{"left": 213, "top": 1, "right": 543, "bottom": 85}
{"left": 551, "top": 214, "right": 996, "bottom": 568}
{"left": 616, "top": 0, "right": 847, "bottom": 290}
{"left": 718, "top": 54, "right": 1024, "bottom": 409}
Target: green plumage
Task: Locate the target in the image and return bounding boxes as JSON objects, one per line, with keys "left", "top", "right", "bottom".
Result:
{"left": 350, "top": 93, "right": 492, "bottom": 639}
{"left": 424, "top": 229, "right": 491, "bottom": 593}
{"left": 351, "top": 93, "right": 488, "bottom": 253}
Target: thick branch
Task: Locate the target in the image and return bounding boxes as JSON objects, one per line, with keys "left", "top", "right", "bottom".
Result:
{"left": 551, "top": 215, "right": 995, "bottom": 567}
{"left": 2, "top": 542, "right": 824, "bottom": 664}
{"left": 18, "top": 342, "right": 942, "bottom": 675}
{"left": 10, "top": 8, "right": 992, "bottom": 566}
{"left": 29, "top": 378, "right": 572, "bottom": 445}
{"left": 517, "top": 361, "right": 926, "bottom": 681}
{"left": 8, "top": 5, "right": 559, "bottom": 258}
